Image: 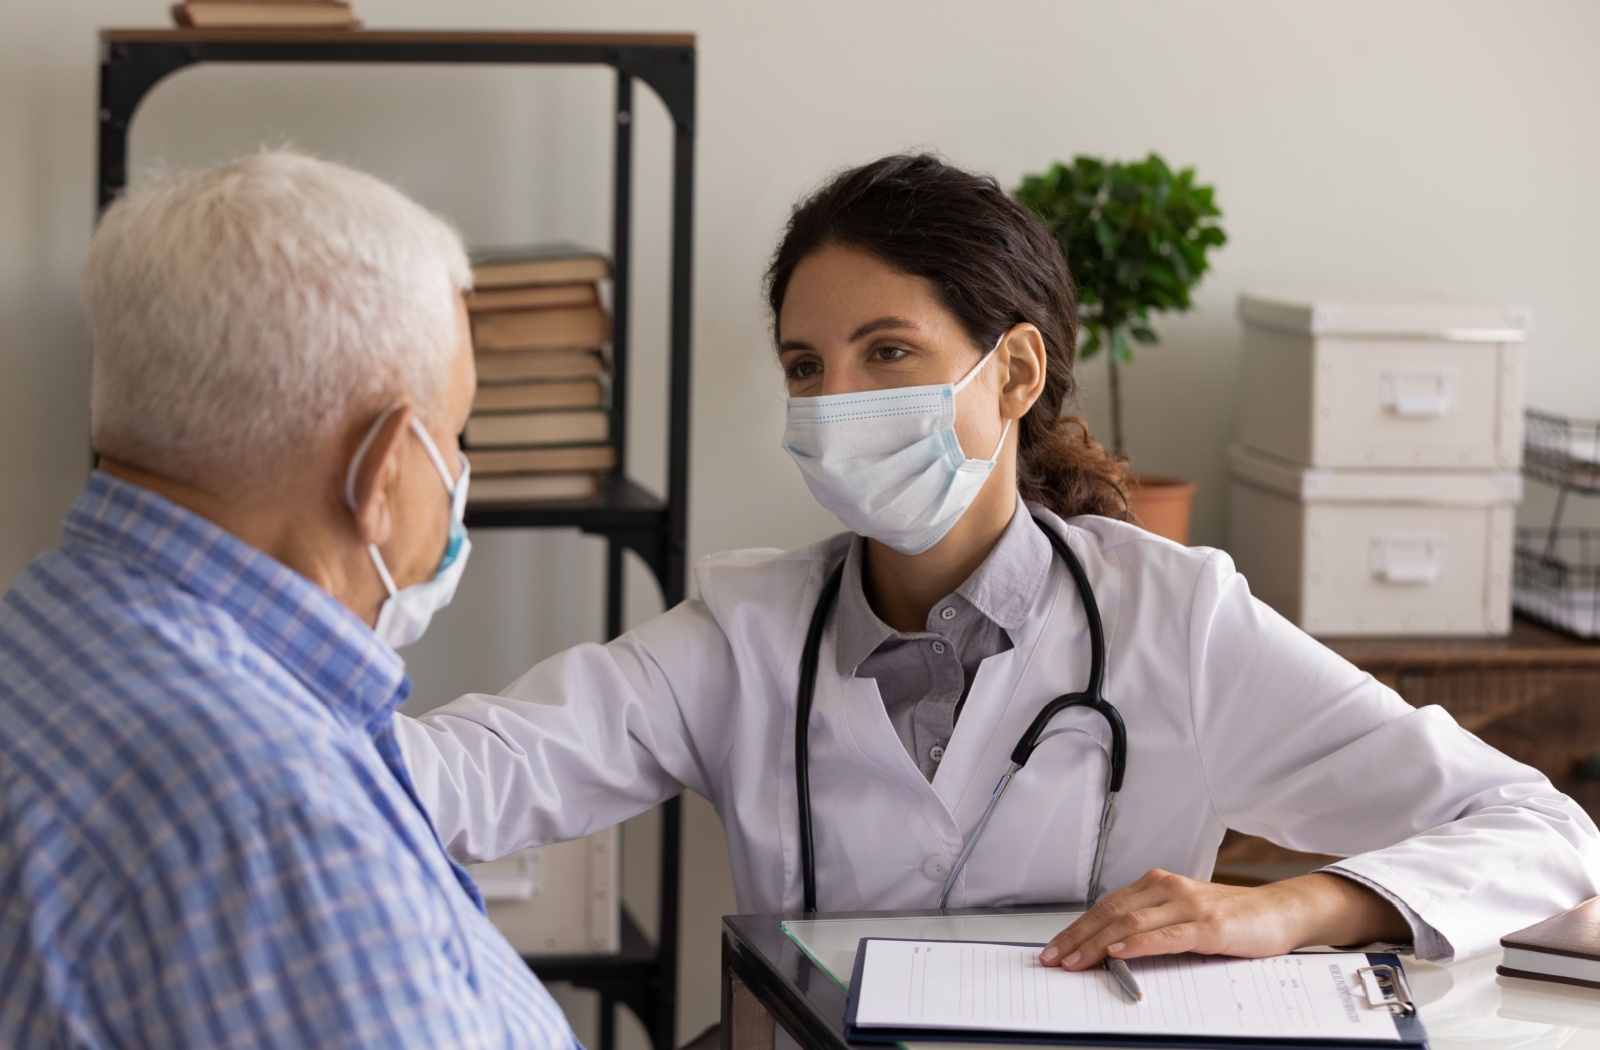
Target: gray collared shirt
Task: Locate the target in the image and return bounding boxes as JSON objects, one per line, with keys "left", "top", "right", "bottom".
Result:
{"left": 836, "top": 495, "right": 1053, "bottom": 780}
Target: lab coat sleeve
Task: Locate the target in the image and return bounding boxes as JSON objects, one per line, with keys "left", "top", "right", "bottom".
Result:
{"left": 396, "top": 598, "right": 732, "bottom": 865}
{"left": 1186, "top": 550, "right": 1600, "bottom": 961}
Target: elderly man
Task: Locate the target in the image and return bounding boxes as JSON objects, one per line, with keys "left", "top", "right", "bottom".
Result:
{"left": 0, "top": 152, "right": 578, "bottom": 1048}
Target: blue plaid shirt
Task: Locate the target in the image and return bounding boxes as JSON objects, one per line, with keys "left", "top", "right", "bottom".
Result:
{"left": 0, "top": 473, "right": 579, "bottom": 1049}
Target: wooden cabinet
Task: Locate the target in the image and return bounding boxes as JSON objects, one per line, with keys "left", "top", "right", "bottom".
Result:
{"left": 1214, "top": 617, "right": 1600, "bottom": 885}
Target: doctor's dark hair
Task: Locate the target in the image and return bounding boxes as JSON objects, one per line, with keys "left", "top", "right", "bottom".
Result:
{"left": 765, "top": 153, "right": 1131, "bottom": 522}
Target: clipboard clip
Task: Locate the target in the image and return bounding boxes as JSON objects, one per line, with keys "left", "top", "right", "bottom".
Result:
{"left": 1355, "top": 964, "right": 1416, "bottom": 1016}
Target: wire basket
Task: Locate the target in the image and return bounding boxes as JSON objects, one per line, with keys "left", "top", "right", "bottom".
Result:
{"left": 1514, "top": 527, "right": 1600, "bottom": 638}
{"left": 1524, "top": 409, "right": 1600, "bottom": 491}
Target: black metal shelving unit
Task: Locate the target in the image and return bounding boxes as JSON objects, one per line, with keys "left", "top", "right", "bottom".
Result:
{"left": 96, "top": 28, "right": 695, "bottom": 1050}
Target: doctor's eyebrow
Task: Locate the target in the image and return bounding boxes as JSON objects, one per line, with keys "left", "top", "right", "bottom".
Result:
{"left": 776, "top": 315, "right": 920, "bottom": 354}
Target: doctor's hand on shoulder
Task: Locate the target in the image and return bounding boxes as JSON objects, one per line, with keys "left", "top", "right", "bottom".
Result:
{"left": 1040, "top": 868, "right": 1410, "bottom": 970}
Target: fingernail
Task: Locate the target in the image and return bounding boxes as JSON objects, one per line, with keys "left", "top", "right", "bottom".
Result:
{"left": 1039, "top": 946, "right": 1059, "bottom": 964}
{"left": 1108, "top": 942, "right": 1125, "bottom": 954}
{"left": 1064, "top": 950, "right": 1081, "bottom": 967}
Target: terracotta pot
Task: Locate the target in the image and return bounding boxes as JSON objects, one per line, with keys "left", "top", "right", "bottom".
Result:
{"left": 1128, "top": 474, "right": 1197, "bottom": 545}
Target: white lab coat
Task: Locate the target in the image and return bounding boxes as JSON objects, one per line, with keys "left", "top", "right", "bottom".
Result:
{"left": 397, "top": 509, "right": 1600, "bottom": 960}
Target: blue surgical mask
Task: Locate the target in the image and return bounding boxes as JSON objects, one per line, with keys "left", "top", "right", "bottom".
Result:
{"left": 344, "top": 405, "right": 472, "bottom": 649}
{"left": 782, "top": 336, "right": 1011, "bottom": 555}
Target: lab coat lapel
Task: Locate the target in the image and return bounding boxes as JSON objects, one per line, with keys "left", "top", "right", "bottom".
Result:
{"left": 836, "top": 672, "right": 932, "bottom": 787}
{"left": 807, "top": 633, "right": 965, "bottom": 909}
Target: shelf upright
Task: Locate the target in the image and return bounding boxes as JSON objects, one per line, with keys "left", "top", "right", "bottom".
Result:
{"left": 96, "top": 28, "right": 695, "bottom": 1050}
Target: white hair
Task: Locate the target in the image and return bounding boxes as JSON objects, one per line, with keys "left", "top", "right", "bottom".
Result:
{"left": 84, "top": 149, "right": 471, "bottom": 489}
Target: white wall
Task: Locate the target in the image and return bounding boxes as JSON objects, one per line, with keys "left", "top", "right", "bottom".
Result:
{"left": 5, "top": 1, "right": 1600, "bottom": 1045}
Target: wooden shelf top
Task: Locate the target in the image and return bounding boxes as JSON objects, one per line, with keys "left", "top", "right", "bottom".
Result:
{"left": 1325, "top": 616, "right": 1600, "bottom": 672}
{"left": 101, "top": 28, "right": 695, "bottom": 48}
{"left": 462, "top": 474, "right": 667, "bottom": 532}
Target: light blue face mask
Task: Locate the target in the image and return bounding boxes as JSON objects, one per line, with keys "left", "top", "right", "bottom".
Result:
{"left": 344, "top": 405, "right": 472, "bottom": 649}
{"left": 782, "top": 336, "right": 1011, "bottom": 555}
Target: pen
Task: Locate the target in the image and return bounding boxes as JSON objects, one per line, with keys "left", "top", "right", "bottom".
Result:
{"left": 1106, "top": 957, "right": 1143, "bottom": 1003}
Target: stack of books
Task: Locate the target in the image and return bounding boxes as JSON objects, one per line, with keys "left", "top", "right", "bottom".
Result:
{"left": 173, "top": 1, "right": 360, "bottom": 28}
{"left": 464, "top": 245, "right": 616, "bottom": 505}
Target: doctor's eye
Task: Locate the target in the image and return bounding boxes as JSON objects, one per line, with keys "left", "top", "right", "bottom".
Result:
{"left": 872, "top": 345, "right": 909, "bottom": 363}
{"left": 785, "top": 358, "right": 822, "bottom": 381}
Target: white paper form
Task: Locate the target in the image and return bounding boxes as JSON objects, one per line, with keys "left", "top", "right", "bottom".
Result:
{"left": 852, "top": 940, "right": 1404, "bottom": 1043}
{"left": 783, "top": 911, "right": 1085, "bottom": 988}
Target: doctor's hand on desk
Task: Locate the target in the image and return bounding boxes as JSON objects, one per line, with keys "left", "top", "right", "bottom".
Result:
{"left": 1038, "top": 869, "right": 1411, "bottom": 970}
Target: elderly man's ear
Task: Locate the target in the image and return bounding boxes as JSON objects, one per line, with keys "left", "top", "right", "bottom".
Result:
{"left": 345, "top": 406, "right": 413, "bottom": 550}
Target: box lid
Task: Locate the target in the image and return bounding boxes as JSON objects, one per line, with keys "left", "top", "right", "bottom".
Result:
{"left": 1228, "top": 445, "right": 1522, "bottom": 504}
{"left": 1238, "top": 293, "right": 1530, "bottom": 343}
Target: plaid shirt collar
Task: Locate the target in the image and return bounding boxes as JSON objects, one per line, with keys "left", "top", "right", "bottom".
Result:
{"left": 63, "top": 471, "right": 409, "bottom": 733}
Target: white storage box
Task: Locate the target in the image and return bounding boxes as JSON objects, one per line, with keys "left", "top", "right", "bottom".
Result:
{"left": 469, "top": 828, "right": 620, "bottom": 956}
{"left": 1227, "top": 446, "right": 1520, "bottom": 636}
{"left": 1236, "top": 295, "right": 1529, "bottom": 470}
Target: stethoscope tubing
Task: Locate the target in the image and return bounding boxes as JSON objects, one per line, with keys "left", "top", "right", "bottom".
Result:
{"left": 794, "top": 560, "right": 845, "bottom": 917}
{"left": 795, "top": 516, "right": 1127, "bottom": 913}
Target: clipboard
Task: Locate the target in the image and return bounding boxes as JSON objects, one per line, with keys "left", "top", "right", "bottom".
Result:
{"left": 842, "top": 938, "right": 1430, "bottom": 1049}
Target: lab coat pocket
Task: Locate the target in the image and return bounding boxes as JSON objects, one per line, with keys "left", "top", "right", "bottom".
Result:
{"left": 958, "top": 714, "right": 1110, "bottom": 907}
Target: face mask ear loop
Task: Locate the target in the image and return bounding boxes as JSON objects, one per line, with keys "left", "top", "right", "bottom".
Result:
{"left": 345, "top": 403, "right": 413, "bottom": 604}
{"left": 367, "top": 545, "right": 400, "bottom": 598}
{"left": 345, "top": 403, "right": 407, "bottom": 511}
{"left": 954, "top": 333, "right": 1013, "bottom": 464}
{"left": 952, "top": 331, "right": 1010, "bottom": 394}
{"left": 988, "top": 418, "right": 1014, "bottom": 463}
{"left": 407, "top": 415, "right": 460, "bottom": 491}
{"left": 447, "top": 456, "right": 471, "bottom": 520}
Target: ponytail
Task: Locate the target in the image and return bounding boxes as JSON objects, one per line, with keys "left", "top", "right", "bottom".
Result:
{"left": 1020, "top": 417, "right": 1131, "bottom": 521}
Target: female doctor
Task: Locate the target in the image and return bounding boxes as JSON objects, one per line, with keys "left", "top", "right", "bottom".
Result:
{"left": 397, "top": 154, "right": 1600, "bottom": 971}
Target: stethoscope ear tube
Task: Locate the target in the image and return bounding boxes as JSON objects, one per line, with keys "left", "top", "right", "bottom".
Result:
{"left": 796, "top": 561, "right": 846, "bottom": 914}
{"left": 1023, "top": 521, "right": 1126, "bottom": 795}
{"left": 937, "top": 761, "right": 1020, "bottom": 909}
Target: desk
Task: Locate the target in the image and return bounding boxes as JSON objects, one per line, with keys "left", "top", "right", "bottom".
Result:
{"left": 721, "top": 908, "right": 1600, "bottom": 1050}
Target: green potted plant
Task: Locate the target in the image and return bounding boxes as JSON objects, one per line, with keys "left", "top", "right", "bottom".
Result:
{"left": 1015, "top": 153, "right": 1226, "bottom": 542}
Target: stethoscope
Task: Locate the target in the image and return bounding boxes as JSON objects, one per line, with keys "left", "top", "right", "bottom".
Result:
{"left": 795, "top": 516, "right": 1127, "bottom": 913}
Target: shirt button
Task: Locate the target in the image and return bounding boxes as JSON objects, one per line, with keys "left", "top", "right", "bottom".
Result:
{"left": 940, "top": 606, "right": 957, "bottom": 621}
{"left": 922, "top": 856, "right": 952, "bottom": 881}
{"left": 929, "top": 744, "right": 945, "bottom": 763}
{"left": 931, "top": 640, "right": 946, "bottom": 654}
